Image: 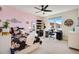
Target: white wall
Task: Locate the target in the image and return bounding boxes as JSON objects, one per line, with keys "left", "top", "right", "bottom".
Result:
{"left": 44, "top": 9, "right": 78, "bottom": 40}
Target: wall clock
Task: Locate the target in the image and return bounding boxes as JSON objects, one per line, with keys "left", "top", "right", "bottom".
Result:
{"left": 64, "top": 19, "right": 73, "bottom": 27}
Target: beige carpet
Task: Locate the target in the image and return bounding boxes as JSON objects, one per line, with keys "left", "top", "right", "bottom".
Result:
{"left": 31, "top": 37, "right": 79, "bottom": 54}
{"left": 28, "top": 31, "right": 79, "bottom": 54}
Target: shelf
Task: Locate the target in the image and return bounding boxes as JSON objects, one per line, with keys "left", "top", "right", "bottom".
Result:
{"left": 36, "top": 20, "right": 44, "bottom": 30}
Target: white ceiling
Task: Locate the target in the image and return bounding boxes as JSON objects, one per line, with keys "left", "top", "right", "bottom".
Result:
{"left": 11, "top": 5, "right": 79, "bottom": 17}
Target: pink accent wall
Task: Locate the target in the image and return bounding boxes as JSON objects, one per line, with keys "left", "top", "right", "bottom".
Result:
{"left": 0, "top": 6, "right": 38, "bottom": 32}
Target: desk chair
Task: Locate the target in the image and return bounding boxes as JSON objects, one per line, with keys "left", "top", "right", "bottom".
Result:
{"left": 49, "top": 30, "right": 55, "bottom": 40}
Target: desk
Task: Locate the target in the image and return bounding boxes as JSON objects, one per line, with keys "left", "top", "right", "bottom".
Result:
{"left": 56, "top": 31, "right": 63, "bottom": 40}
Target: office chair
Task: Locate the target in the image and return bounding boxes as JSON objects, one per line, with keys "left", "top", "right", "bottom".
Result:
{"left": 49, "top": 29, "right": 55, "bottom": 40}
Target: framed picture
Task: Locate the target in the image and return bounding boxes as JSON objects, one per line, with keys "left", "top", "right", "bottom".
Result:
{"left": 26, "top": 21, "right": 29, "bottom": 24}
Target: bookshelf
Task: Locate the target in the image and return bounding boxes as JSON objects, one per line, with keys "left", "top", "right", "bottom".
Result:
{"left": 36, "top": 20, "right": 44, "bottom": 37}
{"left": 36, "top": 20, "right": 43, "bottom": 31}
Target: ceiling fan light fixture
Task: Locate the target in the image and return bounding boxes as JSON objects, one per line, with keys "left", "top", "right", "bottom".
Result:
{"left": 34, "top": 5, "right": 52, "bottom": 14}
{"left": 41, "top": 11, "right": 44, "bottom": 13}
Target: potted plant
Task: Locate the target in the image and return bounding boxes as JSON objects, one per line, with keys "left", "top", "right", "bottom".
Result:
{"left": 2, "top": 21, "right": 10, "bottom": 34}
{"left": 3, "top": 21, "right": 9, "bottom": 29}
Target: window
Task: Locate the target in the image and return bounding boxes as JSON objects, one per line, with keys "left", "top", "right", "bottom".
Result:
{"left": 48, "top": 17, "right": 63, "bottom": 24}
{"left": 48, "top": 17, "right": 63, "bottom": 30}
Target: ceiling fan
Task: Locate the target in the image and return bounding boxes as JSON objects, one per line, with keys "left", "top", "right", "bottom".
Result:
{"left": 34, "top": 5, "right": 52, "bottom": 14}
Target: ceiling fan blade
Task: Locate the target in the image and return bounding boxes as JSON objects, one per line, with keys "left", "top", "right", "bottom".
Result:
{"left": 41, "top": 5, "right": 44, "bottom": 10}
{"left": 43, "top": 5, "right": 48, "bottom": 10}
{"left": 41, "top": 5, "right": 44, "bottom": 8}
{"left": 34, "top": 7, "right": 41, "bottom": 10}
{"left": 35, "top": 11, "right": 41, "bottom": 13}
{"left": 44, "top": 10, "right": 52, "bottom": 12}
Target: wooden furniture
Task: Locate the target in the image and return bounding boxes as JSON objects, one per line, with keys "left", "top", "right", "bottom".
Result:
{"left": 56, "top": 31, "right": 63, "bottom": 40}
{"left": 2, "top": 32, "right": 10, "bottom": 35}
{"left": 36, "top": 20, "right": 44, "bottom": 37}
{"left": 36, "top": 20, "right": 43, "bottom": 31}
{"left": 45, "top": 31, "right": 49, "bottom": 38}
{"left": 68, "top": 31, "right": 79, "bottom": 49}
